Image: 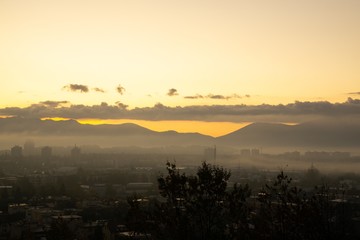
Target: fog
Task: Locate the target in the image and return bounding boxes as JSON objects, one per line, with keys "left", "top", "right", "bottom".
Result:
{"left": 1, "top": 116, "right": 360, "bottom": 173}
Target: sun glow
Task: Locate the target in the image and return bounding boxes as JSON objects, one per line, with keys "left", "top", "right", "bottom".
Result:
{"left": 42, "top": 117, "right": 70, "bottom": 121}
{"left": 77, "top": 119, "right": 252, "bottom": 137}
{"left": 41, "top": 118, "right": 251, "bottom": 137}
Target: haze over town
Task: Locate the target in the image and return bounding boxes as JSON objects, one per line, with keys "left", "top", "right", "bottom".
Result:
{"left": 1, "top": 1, "right": 360, "bottom": 239}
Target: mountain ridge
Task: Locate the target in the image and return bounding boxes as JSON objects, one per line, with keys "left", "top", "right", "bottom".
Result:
{"left": 0, "top": 117, "right": 359, "bottom": 148}
{"left": 0, "top": 117, "right": 215, "bottom": 147}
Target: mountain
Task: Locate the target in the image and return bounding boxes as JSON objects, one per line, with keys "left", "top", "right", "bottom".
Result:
{"left": 1, "top": 117, "right": 359, "bottom": 149}
{"left": 0, "top": 117, "right": 153, "bottom": 135}
{"left": 0, "top": 117, "right": 214, "bottom": 147}
{"left": 217, "top": 119, "right": 360, "bottom": 148}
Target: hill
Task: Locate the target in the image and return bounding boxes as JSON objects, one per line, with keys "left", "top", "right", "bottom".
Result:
{"left": 217, "top": 119, "right": 360, "bottom": 148}
{"left": 0, "top": 117, "right": 214, "bottom": 147}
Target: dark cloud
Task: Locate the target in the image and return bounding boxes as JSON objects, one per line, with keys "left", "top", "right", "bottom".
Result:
{"left": 184, "top": 93, "right": 246, "bottom": 100}
{"left": 348, "top": 92, "right": 360, "bottom": 95}
{"left": 39, "top": 101, "right": 69, "bottom": 108}
{"left": 154, "top": 103, "right": 166, "bottom": 108}
{"left": 1, "top": 98, "right": 360, "bottom": 123}
{"left": 167, "top": 88, "right": 179, "bottom": 96}
{"left": 115, "top": 101, "right": 129, "bottom": 109}
{"left": 184, "top": 94, "right": 204, "bottom": 99}
{"left": 62, "top": 84, "right": 106, "bottom": 93}
{"left": 208, "top": 94, "right": 226, "bottom": 99}
{"left": 208, "top": 94, "right": 243, "bottom": 100}
{"left": 93, "top": 87, "right": 105, "bottom": 93}
{"left": 346, "top": 98, "right": 360, "bottom": 104}
{"left": 63, "top": 84, "right": 89, "bottom": 93}
{"left": 116, "top": 84, "right": 125, "bottom": 95}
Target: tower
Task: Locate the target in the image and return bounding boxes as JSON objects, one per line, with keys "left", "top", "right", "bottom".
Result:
{"left": 11, "top": 145, "right": 23, "bottom": 159}
{"left": 204, "top": 145, "right": 216, "bottom": 164}
{"left": 41, "top": 146, "right": 52, "bottom": 160}
{"left": 71, "top": 145, "right": 81, "bottom": 159}
{"left": 23, "top": 140, "right": 35, "bottom": 156}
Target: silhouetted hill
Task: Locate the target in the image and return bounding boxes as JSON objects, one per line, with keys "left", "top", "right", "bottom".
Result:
{"left": 217, "top": 119, "right": 360, "bottom": 147}
{"left": 0, "top": 117, "right": 214, "bottom": 147}
{"left": 0, "top": 117, "right": 153, "bottom": 135}
{"left": 1, "top": 117, "right": 359, "bottom": 148}
{"left": 217, "top": 122, "right": 292, "bottom": 146}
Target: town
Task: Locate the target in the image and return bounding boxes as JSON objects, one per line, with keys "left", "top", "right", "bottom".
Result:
{"left": 0, "top": 141, "right": 360, "bottom": 239}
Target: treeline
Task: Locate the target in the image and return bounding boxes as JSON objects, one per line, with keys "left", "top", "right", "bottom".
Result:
{"left": 126, "top": 162, "right": 359, "bottom": 240}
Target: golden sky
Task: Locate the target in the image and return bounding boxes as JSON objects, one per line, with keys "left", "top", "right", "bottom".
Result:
{"left": 42, "top": 118, "right": 251, "bottom": 137}
{"left": 1, "top": 0, "right": 360, "bottom": 136}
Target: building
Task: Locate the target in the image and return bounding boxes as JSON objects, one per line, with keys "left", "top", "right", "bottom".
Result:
{"left": 240, "top": 149, "right": 251, "bottom": 157}
{"left": 204, "top": 146, "right": 216, "bottom": 163}
{"left": 251, "top": 149, "right": 260, "bottom": 156}
{"left": 71, "top": 145, "right": 81, "bottom": 159}
{"left": 41, "top": 146, "right": 52, "bottom": 159}
{"left": 11, "top": 145, "right": 23, "bottom": 159}
{"left": 126, "top": 183, "right": 154, "bottom": 195}
{"left": 23, "top": 140, "right": 35, "bottom": 156}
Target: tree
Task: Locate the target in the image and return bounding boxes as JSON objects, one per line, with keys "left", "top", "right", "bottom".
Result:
{"left": 256, "top": 171, "right": 350, "bottom": 240}
{"left": 126, "top": 162, "right": 356, "bottom": 240}
{"left": 256, "top": 171, "right": 307, "bottom": 240}
{"left": 225, "top": 183, "right": 252, "bottom": 240}
{"left": 155, "top": 161, "right": 251, "bottom": 240}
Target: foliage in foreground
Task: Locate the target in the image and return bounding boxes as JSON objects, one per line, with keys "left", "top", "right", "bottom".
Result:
{"left": 127, "top": 162, "right": 359, "bottom": 240}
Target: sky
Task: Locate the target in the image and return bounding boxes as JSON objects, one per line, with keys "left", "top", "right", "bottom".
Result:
{"left": 1, "top": 0, "right": 360, "bottom": 136}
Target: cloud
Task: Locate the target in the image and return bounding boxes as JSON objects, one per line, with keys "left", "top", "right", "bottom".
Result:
{"left": 1, "top": 98, "right": 360, "bottom": 123}
{"left": 208, "top": 94, "right": 228, "bottom": 99}
{"left": 39, "top": 101, "right": 69, "bottom": 108}
{"left": 184, "top": 94, "right": 204, "bottom": 99}
{"left": 63, "top": 84, "right": 106, "bottom": 93}
{"left": 346, "top": 98, "right": 360, "bottom": 104}
{"left": 154, "top": 103, "right": 166, "bottom": 108}
{"left": 208, "top": 94, "right": 243, "bottom": 100}
{"left": 63, "top": 84, "right": 89, "bottom": 93}
{"left": 184, "top": 93, "right": 246, "bottom": 100}
{"left": 93, "top": 87, "right": 105, "bottom": 93}
{"left": 167, "top": 88, "right": 179, "bottom": 96}
{"left": 115, "top": 101, "right": 129, "bottom": 109}
{"left": 348, "top": 92, "right": 360, "bottom": 95}
{"left": 116, "top": 84, "right": 125, "bottom": 95}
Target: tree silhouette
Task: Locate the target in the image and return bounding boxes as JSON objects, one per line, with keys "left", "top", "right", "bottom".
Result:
{"left": 155, "top": 161, "right": 251, "bottom": 240}
{"left": 126, "top": 162, "right": 357, "bottom": 240}
{"left": 256, "top": 171, "right": 353, "bottom": 240}
{"left": 256, "top": 171, "right": 307, "bottom": 240}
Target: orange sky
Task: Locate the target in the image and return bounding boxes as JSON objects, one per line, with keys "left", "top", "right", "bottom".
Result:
{"left": 1, "top": 0, "right": 360, "bottom": 108}
{"left": 1, "top": 1, "right": 360, "bottom": 136}
{"left": 43, "top": 118, "right": 251, "bottom": 137}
